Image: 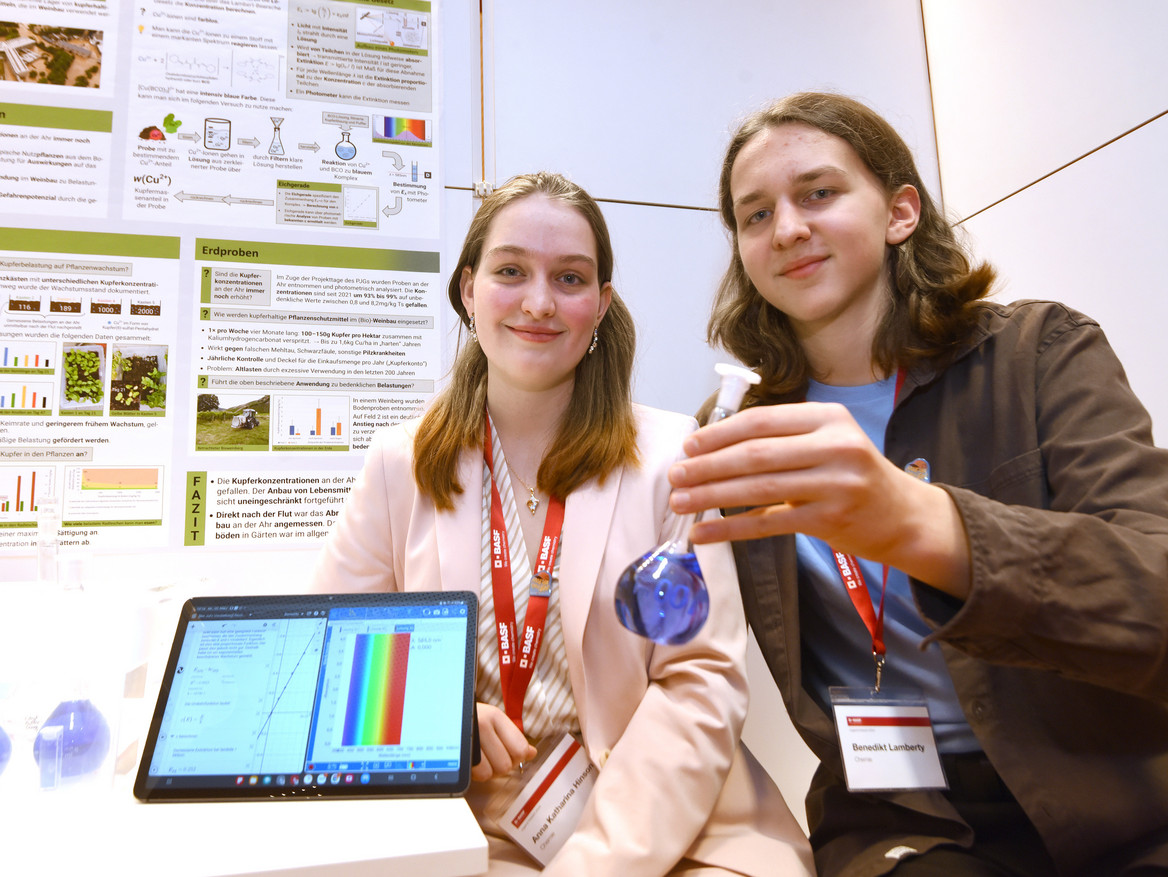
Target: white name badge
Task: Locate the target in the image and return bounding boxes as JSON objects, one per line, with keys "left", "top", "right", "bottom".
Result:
{"left": 829, "top": 687, "right": 947, "bottom": 792}
{"left": 499, "top": 733, "right": 597, "bottom": 866}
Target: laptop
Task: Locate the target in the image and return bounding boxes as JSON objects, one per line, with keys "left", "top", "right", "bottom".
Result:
{"left": 134, "top": 591, "right": 478, "bottom": 802}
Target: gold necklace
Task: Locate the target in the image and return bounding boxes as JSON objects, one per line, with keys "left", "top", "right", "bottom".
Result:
{"left": 510, "top": 469, "right": 540, "bottom": 515}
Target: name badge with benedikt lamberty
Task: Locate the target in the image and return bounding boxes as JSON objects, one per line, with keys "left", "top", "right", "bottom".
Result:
{"left": 829, "top": 687, "right": 947, "bottom": 792}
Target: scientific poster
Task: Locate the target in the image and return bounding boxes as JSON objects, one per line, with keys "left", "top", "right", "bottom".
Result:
{"left": 0, "top": 0, "right": 442, "bottom": 555}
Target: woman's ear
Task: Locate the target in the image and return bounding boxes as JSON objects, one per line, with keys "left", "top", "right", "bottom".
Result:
{"left": 459, "top": 265, "right": 475, "bottom": 314}
{"left": 597, "top": 282, "right": 613, "bottom": 324}
{"left": 886, "top": 184, "right": 921, "bottom": 245}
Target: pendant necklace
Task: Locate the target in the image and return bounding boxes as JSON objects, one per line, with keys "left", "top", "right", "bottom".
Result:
{"left": 510, "top": 469, "right": 540, "bottom": 515}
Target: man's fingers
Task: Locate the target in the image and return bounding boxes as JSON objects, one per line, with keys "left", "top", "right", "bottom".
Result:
{"left": 689, "top": 503, "right": 797, "bottom": 544}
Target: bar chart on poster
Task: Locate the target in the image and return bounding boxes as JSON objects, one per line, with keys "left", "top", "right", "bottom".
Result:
{"left": 0, "top": 466, "right": 53, "bottom": 515}
{"left": 1, "top": 340, "right": 55, "bottom": 370}
{"left": 273, "top": 394, "right": 350, "bottom": 451}
{"left": 0, "top": 379, "right": 53, "bottom": 413}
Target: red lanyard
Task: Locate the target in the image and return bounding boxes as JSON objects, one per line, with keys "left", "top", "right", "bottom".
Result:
{"left": 483, "top": 414, "right": 565, "bottom": 731}
{"left": 829, "top": 368, "right": 905, "bottom": 692}
{"left": 832, "top": 552, "right": 889, "bottom": 690}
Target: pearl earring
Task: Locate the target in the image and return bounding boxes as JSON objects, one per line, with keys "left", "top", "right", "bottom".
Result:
{"left": 468, "top": 314, "right": 478, "bottom": 342}
{"left": 587, "top": 328, "right": 599, "bottom": 355}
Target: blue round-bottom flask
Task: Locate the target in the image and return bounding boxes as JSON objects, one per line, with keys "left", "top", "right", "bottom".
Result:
{"left": 614, "top": 540, "right": 710, "bottom": 645}
{"left": 0, "top": 724, "right": 11, "bottom": 776}
{"left": 33, "top": 699, "right": 110, "bottom": 780}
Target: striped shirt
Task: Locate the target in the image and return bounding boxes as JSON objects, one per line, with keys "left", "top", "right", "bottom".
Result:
{"left": 475, "top": 422, "right": 579, "bottom": 743}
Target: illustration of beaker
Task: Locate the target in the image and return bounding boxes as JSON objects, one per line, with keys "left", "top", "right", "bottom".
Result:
{"left": 205, "top": 118, "right": 231, "bottom": 151}
{"left": 269, "top": 117, "right": 285, "bottom": 156}
{"left": 335, "top": 131, "right": 356, "bottom": 160}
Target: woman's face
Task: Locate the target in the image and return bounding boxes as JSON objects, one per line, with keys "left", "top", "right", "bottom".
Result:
{"left": 729, "top": 123, "right": 917, "bottom": 346}
{"left": 460, "top": 194, "right": 611, "bottom": 397}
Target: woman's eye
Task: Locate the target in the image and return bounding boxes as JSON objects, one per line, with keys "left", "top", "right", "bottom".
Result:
{"left": 808, "top": 188, "right": 832, "bottom": 201}
{"left": 499, "top": 266, "right": 521, "bottom": 277}
{"left": 560, "top": 272, "right": 582, "bottom": 285}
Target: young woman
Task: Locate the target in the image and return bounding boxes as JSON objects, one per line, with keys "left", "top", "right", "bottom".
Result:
{"left": 312, "top": 172, "right": 814, "bottom": 876}
{"left": 669, "top": 93, "right": 1168, "bottom": 876}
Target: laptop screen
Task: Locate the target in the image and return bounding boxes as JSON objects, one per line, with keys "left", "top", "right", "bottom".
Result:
{"left": 134, "top": 591, "right": 477, "bottom": 801}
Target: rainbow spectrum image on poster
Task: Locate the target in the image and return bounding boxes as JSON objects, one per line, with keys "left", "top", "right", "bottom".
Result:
{"left": 373, "top": 116, "right": 432, "bottom": 147}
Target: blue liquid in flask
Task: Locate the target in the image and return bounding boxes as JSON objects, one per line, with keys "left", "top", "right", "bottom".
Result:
{"left": 0, "top": 723, "right": 11, "bottom": 776}
{"left": 614, "top": 540, "right": 709, "bottom": 645}
{"left": 33, "top": 698, "right": 110, "bottom": 781}
{"left": 335, "top": 131, "right": 356, "bottom": 160}
{"left": 613, "top": 363, "right": 758, "bottom": 646}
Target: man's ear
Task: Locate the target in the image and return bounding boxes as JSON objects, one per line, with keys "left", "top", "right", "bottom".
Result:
{"left": 887, "top": 184, "right": 921, "bottom": 245}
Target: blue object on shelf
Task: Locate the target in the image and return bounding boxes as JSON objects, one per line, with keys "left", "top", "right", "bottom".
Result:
{"left": 0, "top": 724, "right": 11, "bottom": 776}
{"left": 33, "top": 699, "right": 111, "bottom": 780}
{"left": 614, "top": 540, "right": 710, "bottom": 645}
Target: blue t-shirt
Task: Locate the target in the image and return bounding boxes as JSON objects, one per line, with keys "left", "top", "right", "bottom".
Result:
{"left": 798, "top": 377, "right": 980, "bottom": 754}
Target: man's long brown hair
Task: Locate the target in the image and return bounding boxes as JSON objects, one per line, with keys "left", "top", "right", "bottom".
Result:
{"left": 710, "top": 92, "right": 996, "bottom": 403}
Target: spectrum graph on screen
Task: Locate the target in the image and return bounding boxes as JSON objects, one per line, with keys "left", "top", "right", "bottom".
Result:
{"left": 306, "top": 607, "right": 468, "bottom": 773}
{"left": 342, "top": 632, "right": 410, "bottom": 746}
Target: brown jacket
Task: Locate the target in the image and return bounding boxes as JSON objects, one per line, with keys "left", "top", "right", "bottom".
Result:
{"left": 734, "top": 300, "right": 1168, "bottom": 876}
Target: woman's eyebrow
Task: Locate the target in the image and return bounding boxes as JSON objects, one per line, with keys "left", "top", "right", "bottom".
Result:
{"left": 483, "top": 245, "right": 596, "bottom": 268}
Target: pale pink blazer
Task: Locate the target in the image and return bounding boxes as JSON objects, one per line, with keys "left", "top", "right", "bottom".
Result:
{"left": 311, "top": 404, "right": 814, "bottom": 877}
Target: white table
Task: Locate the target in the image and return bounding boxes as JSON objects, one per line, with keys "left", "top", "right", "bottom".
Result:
{"left": 1, "top": 792, "right": 488, "bottom": 876}
{"left": 0, "top": 581, "right": 488, "bottom": 875}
